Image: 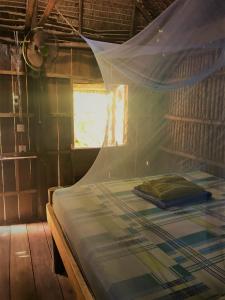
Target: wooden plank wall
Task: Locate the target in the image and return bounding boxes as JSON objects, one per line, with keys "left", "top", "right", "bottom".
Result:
{"left": 0, "top": 64, "right": 38, "bottom": 224}
{"left": 162, "top": 51, "right": 225, "bottom": 177}
{"left": 0, "top": 44, "right": 102, "bottom": 223}
{"left": 37, "top": 48, "right": 102, "bottom": 218}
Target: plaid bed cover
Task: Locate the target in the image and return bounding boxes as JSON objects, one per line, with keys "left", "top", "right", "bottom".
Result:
{"left": 53, "top": 171, "right": 225, "bottom": 299}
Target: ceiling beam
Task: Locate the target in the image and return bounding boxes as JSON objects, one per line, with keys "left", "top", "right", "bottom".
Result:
{"left": 38, "top": 0, "right": 60, "bottom": 27}
{"left": 135, "top": 0, "right": 152, "bottom": 23}
{"left": 130, "top": 0, "right": 136, "bottom": 37}
{"left": 25, "top": 0, "right": 37, "bottom": 30}
{"left": 79, "top": 0, "right": 83, "bottom": 34}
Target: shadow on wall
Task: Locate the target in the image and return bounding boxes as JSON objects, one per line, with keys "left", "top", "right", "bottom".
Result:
{"left": 71, "top": 148, "right": 100, "bottom": 183}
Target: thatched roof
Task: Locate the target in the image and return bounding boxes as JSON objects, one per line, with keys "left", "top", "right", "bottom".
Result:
{"left": 0, "top": 0, "right": 174, "bottom": 45}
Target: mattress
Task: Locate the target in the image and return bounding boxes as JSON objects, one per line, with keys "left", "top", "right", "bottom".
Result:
{"left": 53, "top": 171, "right": 225, "bottom": 300}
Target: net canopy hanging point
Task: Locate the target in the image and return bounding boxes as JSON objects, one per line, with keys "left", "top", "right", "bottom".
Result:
{"left": 52, "top": 0, "right": 225, "bottom": 299}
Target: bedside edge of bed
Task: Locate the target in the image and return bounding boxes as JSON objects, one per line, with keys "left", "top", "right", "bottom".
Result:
{"left": 46, "top": 203, "right": 94, "bottom": 300}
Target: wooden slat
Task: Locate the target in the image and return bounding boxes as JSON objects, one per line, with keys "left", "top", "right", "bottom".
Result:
{"left": 0, "top": 10, "right": 25, "bottom": 17}
{"left": 27, "top": 223, "right": 64, "bottom": 300}
{"left": 135, "top": 0, "right": 152, "bottom": 23}
{"left": 79, "top": 0, "right": 83, "bottom": 34}
{"left": 0, "top": 113, "right": 34, "bottom": 118}
{"left": 25, "top": 0, "right": 37, "bottom": 29}
{"left": 0, "top": 18, "right": 24, "bottom": 25}
{"left": 38, "top": 0, "right": 60, "bottom": 26}
{"left": 0, "top": 24, "right": 24, "bottom": 30}
{"left": 10, "top": 224, "right": 36, "bottom": 300}
{"left": 0, "top": 226, "right": 10, "bottom": 300}
{"left": 0, "top": 196, "right": 4, "bottom": 222}
{"left": 19, "top": 193, "right": 36, "bottom": 220}
{"left": 161, "top": 147, "right": 225, "bottom": 169}
{"left": 5, "top": 195, "right": 18, "bottom": 222}
{"left": 130, "top": 0, "right": 136, "bottom": 37}
{"left": 165, "top": 114, "right": 225, "bottom": 126}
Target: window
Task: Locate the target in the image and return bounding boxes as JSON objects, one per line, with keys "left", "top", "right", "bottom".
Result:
{"left": 73, "top": 84, "right": 128, "bottom": 148}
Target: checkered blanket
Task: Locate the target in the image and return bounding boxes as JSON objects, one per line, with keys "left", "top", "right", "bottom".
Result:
{"left": 53, "top": 171, "right": 225, "bottom": 299}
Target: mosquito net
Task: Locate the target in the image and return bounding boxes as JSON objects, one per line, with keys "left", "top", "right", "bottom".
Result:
{"left": 53, "top": 0, "right": 225, "bottom": 299}
{"left": 74, "top": 0, "right": 225, "bottom": 183}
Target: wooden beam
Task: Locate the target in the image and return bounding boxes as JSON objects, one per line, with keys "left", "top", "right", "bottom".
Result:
{"left": 0, "top": 10, "right": 25, "bottom": 17}
{"left": 0, "top": 18, "right": 24, "bottom": 25}
{"left": 79, "top": 0, "right": 83, "bottom": 34}
{"left": 135, "top": 0, "right": 152, "bottom": 23}
{"left": 130, "top": 0, "right": 136, "bottom": 37}
{"left": 0, "top": 24, "right": 24, "bottom": 31}
{"left": 161, "top": 147, "right": 225, "bottom": 170}
{"left": 52, "top": 41, "right": 89, "bottom": 48}
{"left": 25, "top": 0, "right": 37, "bottom": 30}
{"left": 165, "top": 115, "right": 225, "bottom": 126}
{"left": 38, "top": 0, "right": 60, "bottom": 27}
{"left": 44, "top": 22, "right": 73, "bottom": 33}
{"left": 0, "top": 37, "right": 88, "bottom": 50}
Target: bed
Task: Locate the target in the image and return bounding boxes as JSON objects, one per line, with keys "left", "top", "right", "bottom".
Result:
{"left": 47, "top": 171, "right": 225, "bottom": 300}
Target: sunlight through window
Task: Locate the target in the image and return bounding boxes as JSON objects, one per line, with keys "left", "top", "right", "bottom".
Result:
{"left": 73, "top": 84, "right": 128, "bottom": 148}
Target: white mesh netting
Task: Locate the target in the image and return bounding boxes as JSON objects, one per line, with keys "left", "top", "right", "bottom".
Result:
{"left": 53, "top": 0, "right": 225, "bottom": 299}
{"left": 75, "top": 0, "right": 225, "bottom": 184}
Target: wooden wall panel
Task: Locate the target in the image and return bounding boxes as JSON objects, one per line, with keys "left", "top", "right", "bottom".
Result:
{"left": 1, "top": 119, "right": 15, "bottom": 153}
{"left": 19, "top": 192, "right": 37, "bottom": 220}
{"left": 0, "top": 196, "right": 4, "bottom": 222}
{"left": 72, "top": 50, "right": 92, "bottom": 79}
{"left": 44, "top": 57, "right": 56, "bottom": 74}
{"left": 5, "top": 195, "right": 18, "bottom": 222}
{"left": 71, "top": 149, "right": 99, "bottom": 182}
{"left": 163, "top": 52, "right": 225, "bottom": 176}
{"left": 0, "top": 163, "right": 3, "bottom": 193}
{"left": 57, "top": 79, "right": 72, "bottom": 113}
{"left": 20, "top": 77, "right": 28, "bottom": 113}
{"left": 41, "top": 77, "right": 74, "bottom": 193}
{"left": 72, "top": 49, "right": 102, "bottom": 80}
{"left": 44, "top": 49, "right": 71, "bottom": 75}
{"left": 0, "top": 47, "right": 103, "bottom": 223}
{"left": 0, "top": 44, "right": 11, "bottom": 70}
{"left": 44, "top": 118, "right": 58, "bottom": 151}
{"left": 10, "top": 47, "right": 24, "bottom": 73}
{"left": 0, "top": 76, "right": 12, "bottom": 112}
{"left": 55, "top": 49, "right": 72, "bottom": 75}
{"left": 59, "top": 154, "right": 73, "bottom": 186}
{"left": 12, "top": 76, "right": 27, "bottom": 113}
{"left": 46, "top": 154, "right": 58, "bottom": 188}
{"left": 0, "top": 70, "right": 38, "bottom": 224}
{"left": 3, "top": 161, "right": 16, "bottom": 192}
{"left": 28, "top": 118, "right": 36, "bottom": 152}
{"left": 45, "top": 78, "right": 57, "bottom": 114}
{"left": 15, "top": 117, "right": 29, "bottom": 153}
{"left": 45, "top": 154, "right": 73, "bottom": 188}
{"left": 18, "top": 159, "right": 36, "bottom": 191}
{"left": 58, "top": 118, "right": 72, "bottom": 151}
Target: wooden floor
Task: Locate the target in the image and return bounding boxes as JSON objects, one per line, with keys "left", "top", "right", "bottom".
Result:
{"left": 0, "top": 222, "right": 76, "bottom": 300}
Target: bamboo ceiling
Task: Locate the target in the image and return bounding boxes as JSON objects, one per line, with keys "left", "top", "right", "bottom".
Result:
{"left": 0, "top": 0, "right": 174, "bottom": 46}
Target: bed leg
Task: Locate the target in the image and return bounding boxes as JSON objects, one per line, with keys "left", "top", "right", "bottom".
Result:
{"left": 52, "top": 237, "right": 67, "bottom": 276}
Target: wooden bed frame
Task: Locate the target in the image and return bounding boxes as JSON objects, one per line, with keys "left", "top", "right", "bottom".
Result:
{"left": 47, "top": 198, "right": 225, "bottom": 300}
{"left": 46, "top": 203, "right": 94, "bottom": 300}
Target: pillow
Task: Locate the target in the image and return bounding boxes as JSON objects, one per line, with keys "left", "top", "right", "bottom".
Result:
{"left": 133, "top": 175, "right": 211, "bottom": 208}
